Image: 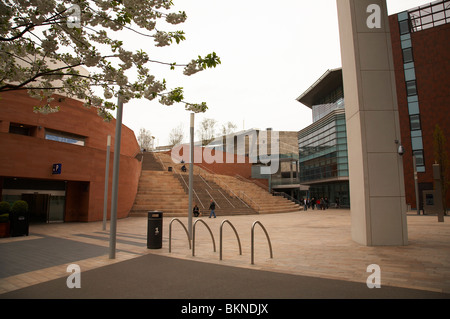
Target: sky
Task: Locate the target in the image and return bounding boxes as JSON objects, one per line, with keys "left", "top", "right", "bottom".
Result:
{"left": 117, "top": 0, "right": 434, "bottom": 147}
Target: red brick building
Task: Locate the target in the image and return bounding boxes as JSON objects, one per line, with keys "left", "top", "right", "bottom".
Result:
{"left": 389, "top": 0, "right": 450, "bottom": 210}
{"left": 0, "top": 90, "right": 141, "bottom": 222}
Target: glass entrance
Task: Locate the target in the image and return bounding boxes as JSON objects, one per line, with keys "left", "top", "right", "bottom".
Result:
{"left": 22, "top": 193, "right": 50, "bottom": 223}
{"left": 48, "top": 196, "right": 65, "bottom": 222}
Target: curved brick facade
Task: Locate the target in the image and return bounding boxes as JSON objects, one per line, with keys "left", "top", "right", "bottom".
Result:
{"left": 0, "top": 90, "right": 141, "bottom": 222}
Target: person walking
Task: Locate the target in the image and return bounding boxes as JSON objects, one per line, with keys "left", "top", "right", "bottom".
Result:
{"left": 209, "top": 199, "right": 216, "bottom": 218}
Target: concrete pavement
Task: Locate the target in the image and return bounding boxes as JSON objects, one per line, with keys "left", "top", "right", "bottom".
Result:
{"left": 0, "top": 210, "right": 449, "bottom": 299}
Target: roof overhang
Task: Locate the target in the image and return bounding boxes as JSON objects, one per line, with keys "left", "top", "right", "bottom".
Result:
{"left": 296, "top": 68, "right": 343, "bottom": 108}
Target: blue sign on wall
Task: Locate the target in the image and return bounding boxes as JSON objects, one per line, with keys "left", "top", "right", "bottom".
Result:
{"left": 52, "top": 163, "right": 62, "bottom": 175}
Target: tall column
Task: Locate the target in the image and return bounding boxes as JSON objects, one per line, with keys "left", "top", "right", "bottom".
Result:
{"left": 336, "top": 0, "right": 408, "bottom": 245}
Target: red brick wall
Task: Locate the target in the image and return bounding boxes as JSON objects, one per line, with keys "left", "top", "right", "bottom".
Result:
{"left": 0, "top": 90, "right": 141, "bottom": 221}
{"left": 389, "top": 15, "right": 450, "bottom": 208}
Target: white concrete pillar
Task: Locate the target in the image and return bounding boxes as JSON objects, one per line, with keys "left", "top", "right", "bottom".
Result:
{"left": 336, "top": 0, "right": 408, "bottom": 245}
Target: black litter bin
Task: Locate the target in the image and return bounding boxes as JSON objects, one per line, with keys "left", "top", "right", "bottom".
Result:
{"left": 147, "top": 211, "right": 163, "bottom": 249}
{"left": 10, "top": 211, "right": 29, "bottom": 237}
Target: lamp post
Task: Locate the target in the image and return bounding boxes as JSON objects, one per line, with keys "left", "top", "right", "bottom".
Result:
{"left": 103, "top": 135, "right": 111, "bottom": 230}
{"left": 188, "top": 113, "right": 194, "bottom": 239}
{"left": 109, "top": 94, "right": 123, "bottom": 259}
{"left": 413, "top": 155, "right": 420, "bottom": 215}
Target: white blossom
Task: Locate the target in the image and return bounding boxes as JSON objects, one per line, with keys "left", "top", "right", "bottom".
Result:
{"left": 41, "top": 39, "right": 59, "bottom": 53}
{"left": 183, "top": 60, "right": 203, "bottom": 76}
{"left": 1, "top": 0, "right": 219, "bottom": 119}
{"left": 154, "top": 31, "right": 171, "bottom": 47}
{"left": 103, "top": 89, "right": 113, "bottom": 100}
{"left": 159, "top": 95, "right": 174, "bottom": 106}
{"left": 166, "top": 12, "right": 187, "bottom": 25}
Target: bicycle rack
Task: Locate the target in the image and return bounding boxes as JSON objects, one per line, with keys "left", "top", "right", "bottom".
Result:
{"left": 192, "top": 219, "right": 216, "bottom": 256}
{"left": 169, "top": 218, "right": 191, "bottom": 253}
{"left": 251, "top": 221, "right": 273, "bottom": 265}
{"left": 219, "top": 220, "right": 242, "bottom": 260}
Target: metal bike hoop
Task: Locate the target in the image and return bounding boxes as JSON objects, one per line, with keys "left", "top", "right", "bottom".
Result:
{"left": 169, "top": 218, "right": 191, "bottom": 253}
{"left": 219, "top": 219, "right": 242, "bottom": 260}
{"left": 251, "top": 221, "right": 273, "bottom": 265}
{"left": 192, "top": 219, "right": 216, "bottom": 256}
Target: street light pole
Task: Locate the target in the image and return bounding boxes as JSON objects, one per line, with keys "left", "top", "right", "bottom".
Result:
{"left": 103, "top": 135, "right": 111, "bottom": 230}
{"left": 188, "top": 113, "right": 194, "bottom": 239}
{"left": 109, "top": 94, "right": 123, "bottom": 259}
{"left": 413, "top": 155, "right": 420, "bottom": 215}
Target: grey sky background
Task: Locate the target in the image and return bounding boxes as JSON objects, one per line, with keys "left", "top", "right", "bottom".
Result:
{"left": 117, "top": 0, "right": 432, "bottom": 146}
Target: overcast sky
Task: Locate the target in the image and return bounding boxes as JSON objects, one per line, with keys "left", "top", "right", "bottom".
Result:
{"left": 118, "top": 0, "right": 433, "bottom": 146}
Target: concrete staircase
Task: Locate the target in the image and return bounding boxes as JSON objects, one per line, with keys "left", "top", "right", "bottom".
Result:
{"left": 141, "top": 152, "right": 164, "bottom": 171}
{"left": 130, "top": 152, "right": 189, "bottom": 217}
{"left": 130, "top": 170, "right": 189, "bottom": 217}
{"left": 130, "top": 152, "right": 301, "bottom": 217}
{"left": 157, "top": 152, "right": 302, "bottom": 214}
{"left": 174, "top": 173, "right": 257, "bottom": 216}
{"left": 212, "top": 175, "right": 302, "bottom": 214}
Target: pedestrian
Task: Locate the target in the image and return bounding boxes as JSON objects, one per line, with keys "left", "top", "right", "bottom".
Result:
{"left": 193, "top": 204, "right": 200, "bottom": 217}
{"left": 303, "top": 198, "right": 308, "bottom": 211}
{"left": 311, "top": 197, "right": 316, "bottom": 210}
{"left": 209, "top": 199, "right": 216, "bottom": 218}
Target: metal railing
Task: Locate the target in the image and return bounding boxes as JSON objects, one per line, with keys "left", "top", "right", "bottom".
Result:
{"left": 251, "top": 221, "right": 273, "bottom": 265}
{"left": 192, "top": 219, "right": 216, "bottom": 256}
{"left": 169, "top": 218, "right": 191, "bottom": 253}
{"left": 219, "top": 220, "right": 242, "bottom": 260}
{"left": 240, "top": 191, "right": 261, "bottom": 212}
{"left": 176, "top": 168, "right": 205, "bottom": 209}
{"left": 272, "top": 191, "right": 302, "bottom": 206}
{"left": 217, "top": 189, "right": 235, "bottom": 208}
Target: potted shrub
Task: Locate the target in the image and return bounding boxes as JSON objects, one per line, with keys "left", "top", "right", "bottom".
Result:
{"left": 0, "top": 201, "right": 11, "bottom": 238}
{"left": 11, "top": 200, "right": 29, "bottom": 237}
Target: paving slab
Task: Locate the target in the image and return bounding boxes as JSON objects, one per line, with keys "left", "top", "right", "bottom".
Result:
{"left": 0, "top": 210, "right": 449, "bottom": 300}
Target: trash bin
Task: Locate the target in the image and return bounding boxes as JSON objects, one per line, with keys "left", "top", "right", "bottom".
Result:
{"left": 147, "top": 211, "right": 163, "bottom": 249}
{"left": 10, "top": 211, "right": 29, "bottom": 237}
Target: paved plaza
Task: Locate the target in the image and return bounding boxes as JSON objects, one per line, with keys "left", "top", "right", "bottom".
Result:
{"left": 0, "top": 209, "right": 449, "bottom": 299}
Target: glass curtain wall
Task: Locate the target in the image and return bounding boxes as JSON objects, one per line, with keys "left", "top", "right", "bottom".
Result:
{"left": 298, "top": 112, "right": 348, "bottom": 183}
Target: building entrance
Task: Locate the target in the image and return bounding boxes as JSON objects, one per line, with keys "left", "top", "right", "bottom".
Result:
{"left": 22, "top": 193, "right": 49, "bottom": 223}
{"left": 1, "top": 178, "right": 66, "bottom": 223}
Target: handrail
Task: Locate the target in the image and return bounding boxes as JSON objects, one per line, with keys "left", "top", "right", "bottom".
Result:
{"left": 241, "top": 191, "right": 260, "bottom": 212}
{"left": 192, "top": 219, "right": 216, "bottom": 256}
{"left": 219, "top": 220, "right": 242, "bottom": 260}
{"left": 132, "top": 148, "right": 142, "bottom": 159}
{"left": 251, "top": 221, "right": 273, "bottom": 265}
{"left": 199, "top": 174, "right": 213, "bottom": 190}
{"left": 273, "top": 191, "right": 302, "bottom": 206}
{"left": 205, "top": 188, "right": 220, "bottom": 209}
{"left": 234, "top": 173, "right": 268, "bottom": 191}
{"left": 176, "top": 168, "right": 205, "bottom": 208}
{"left": 154, "top": 152, "right": 166, "bottom": 170}
{"left": 203, "top": 172, "right": 251, "bottom": 209}
{"left": 217, "top": 189, "right": 235, "bottom": 208}
{"left": 214, "top": 177, "right": 242, "bottom": 200}
{"left": 169, "top": 218, "right": 191, "bottom": 253}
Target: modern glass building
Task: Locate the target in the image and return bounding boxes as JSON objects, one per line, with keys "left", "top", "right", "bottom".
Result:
{"left": 296, "top": 68, "right": 350, "bottom": 207}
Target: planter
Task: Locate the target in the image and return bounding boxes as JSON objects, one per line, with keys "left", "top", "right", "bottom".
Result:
{"left": 0, "top": 221, "right": 10, "bottom": 238}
